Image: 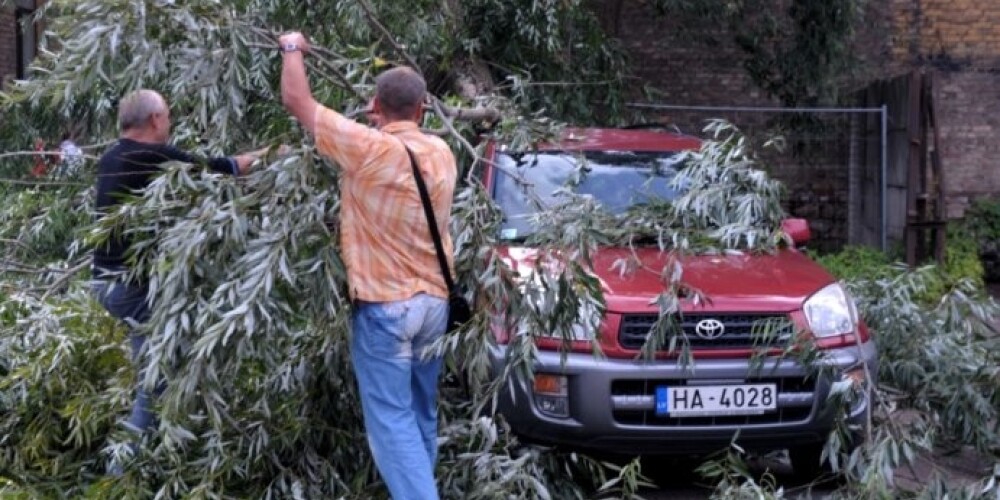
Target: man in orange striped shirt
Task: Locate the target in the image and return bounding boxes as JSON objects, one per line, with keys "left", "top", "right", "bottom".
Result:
{"left": 279, "top": 31, "right": 456, "bottom": 500}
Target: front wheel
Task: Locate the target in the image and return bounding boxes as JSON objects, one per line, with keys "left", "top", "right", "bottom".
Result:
{"left": 788, "top": 443, "right": 830, "bottom": 480}
{"left": 792, "top": 385, "right": 873, "bottom": 481}
{"left": 789, "top": 434, "right": 860, "bottom": 483}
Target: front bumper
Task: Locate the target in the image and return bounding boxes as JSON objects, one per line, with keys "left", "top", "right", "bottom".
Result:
{"left": 489, "top": 341, "right": 878, "bottom": 457}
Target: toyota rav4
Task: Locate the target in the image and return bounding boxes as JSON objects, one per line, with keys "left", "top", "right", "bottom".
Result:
{"left": 483, "top": 127, "right": 876, "bottom": 476}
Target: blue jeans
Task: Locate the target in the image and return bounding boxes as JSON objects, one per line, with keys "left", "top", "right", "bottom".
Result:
{"left": 351, "top": 293, "right": 448, "bottom": 500}
{"left": 91, "top": 280, "right": 157, "bottom": 434}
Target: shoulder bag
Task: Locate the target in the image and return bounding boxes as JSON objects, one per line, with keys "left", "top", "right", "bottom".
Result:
{"left": 403, "top": 146, "right": 472, "bottom": 332}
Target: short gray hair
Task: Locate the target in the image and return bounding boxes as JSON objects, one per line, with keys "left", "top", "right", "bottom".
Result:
{"left": 118, "top": 89, "right": 166, "bottom": 131}
{"left": 375, "top": 67, "right": 426, "bottom": 120}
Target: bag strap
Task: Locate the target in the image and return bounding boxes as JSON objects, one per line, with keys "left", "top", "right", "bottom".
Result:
{"left": 403, "top": 145, "right": 457, "bottom": 294}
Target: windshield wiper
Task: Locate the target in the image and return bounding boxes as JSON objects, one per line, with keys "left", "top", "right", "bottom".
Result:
{"left": 498, "top": 234, "right": 530, "bottom": 245}
{"left": 625, "top": 233, "right": 669, "bottom": 247}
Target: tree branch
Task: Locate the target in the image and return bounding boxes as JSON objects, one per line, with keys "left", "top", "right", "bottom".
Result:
{"left": 0, "top": 259, "right": 45, "bottom": 275}
{"left": 40, "top": 258, "right": 91, "bottom": 302}
{"left": 246, "top": 23, "right": 502, "bottom": 130}
{"left": 355, "top": 0, "right": 422, "bottom": 73}
{"left": 0, "top": 176, "right": 90, "bottom": 187}
{"left": 0, "top": 150, "right": 100, "bottom": 162}
{"left": 306, "top": 50, "right": 365, "bottom": 101}
{"left": 1, "top": 238, "right": 39, "bottom": 258}
{"left": 429, "top": 98, "right": 482, "bottom": 178}
{"left": 428, "top": 98, "right": 540, "bottom": 199}
{"left": 435, "top": 101, "right": 502, "bottom": 125}
{"left": 246, "top": 37, "right": 364, "bottom": 101}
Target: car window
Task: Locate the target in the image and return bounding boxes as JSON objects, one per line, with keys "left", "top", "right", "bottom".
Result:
{"left": 492, "top": 150, "right": 683, "bottom": 240}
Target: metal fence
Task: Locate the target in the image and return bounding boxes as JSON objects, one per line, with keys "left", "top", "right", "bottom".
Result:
{"left": 626, "top": 102, "right": 890, "bottom": 254}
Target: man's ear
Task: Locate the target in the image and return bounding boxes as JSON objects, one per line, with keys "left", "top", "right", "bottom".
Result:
{"left": 148, "top": 112, "right": 162, "bottom": 131}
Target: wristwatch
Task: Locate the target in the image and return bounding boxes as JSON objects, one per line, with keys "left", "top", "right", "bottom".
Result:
{"left": 280, "top": 43, "right": 301, "bottom": 54}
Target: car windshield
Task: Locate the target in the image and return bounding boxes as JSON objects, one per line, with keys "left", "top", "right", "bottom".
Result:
{"left": 492, "top": 151, "right": 684, "bottom": 240}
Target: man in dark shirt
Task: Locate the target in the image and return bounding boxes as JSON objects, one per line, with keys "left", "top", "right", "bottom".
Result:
{"left": 91, "top": 89, "right": 264, "bottom": 466}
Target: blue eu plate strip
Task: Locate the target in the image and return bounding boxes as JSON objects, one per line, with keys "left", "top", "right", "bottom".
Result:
{"left": 655, "top": 386, "right": 669, "bottom": 416}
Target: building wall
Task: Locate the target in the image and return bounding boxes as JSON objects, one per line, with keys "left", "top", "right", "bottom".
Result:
{"left": 593, "top": 0, "right": 1000, "bottom": 249}
{"left": 891, "top": 0, "right": 1000, "bottom": 70}
{"left": 890, "top": 0, "right": 1000, "bottom": 217}
{"left": 934, "top": 71, "right": 1000, "bottom": 218}
{"left": 595, "top": 0, "right": 859, "bottom": 250}
{"left": 1, "top": 0, "right": 47, "bottom": 86}
{"left": 0, "top": 7, "right": 17, "bottom": 84}
{"left": 599, "top": 0, "right": 774, "bottom": 126}
{"left": 2, "top": 0, "right": 998, "bottom": 223}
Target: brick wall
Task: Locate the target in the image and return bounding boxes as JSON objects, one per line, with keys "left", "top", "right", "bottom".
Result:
{"left": 596, "top": 0, "right": 857, "bottom": 250}
{"left": 592, "top": 0, "right": 1000, "bottom": 248}
{"left": 889, "top": 0, "right": 1000, "bottom": 217}
{"left": 934, "top": 72, "right": 1000, "bottom": 218}
{"left": 892, "top": 0, "right": 1000, "bottom": 70}
{"left": 603, "top": 0, "right": 774, "bottom": 128}
{"left": 0, "top": 7, "right": 16, "bottom": 85}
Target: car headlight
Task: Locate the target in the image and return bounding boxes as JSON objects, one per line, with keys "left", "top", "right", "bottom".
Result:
{"left": 803, "top": 283, "right": 859, "bottom": 338}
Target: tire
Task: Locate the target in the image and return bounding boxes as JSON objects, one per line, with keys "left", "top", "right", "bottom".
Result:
{"left": 789, "top": 442, "right": 856, "bottom": 486}
{"left": 788, "top": 443, "right": 828, "bottom": 480}
{"left": 792, "top": 388, "right": 873, "bottom": 482}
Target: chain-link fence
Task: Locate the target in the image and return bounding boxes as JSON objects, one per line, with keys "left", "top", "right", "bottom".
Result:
{"left": 628, "top": 103, "right": 889, "bottom": 254}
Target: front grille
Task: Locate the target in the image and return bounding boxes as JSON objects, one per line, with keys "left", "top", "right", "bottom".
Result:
{"left": 611, "top": 378, "right": 815, "bottom": 427}
{"left": 618, "top": 313, "right": 794, "bottom": 350}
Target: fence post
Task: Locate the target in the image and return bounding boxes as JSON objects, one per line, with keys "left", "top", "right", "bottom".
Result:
{"left": 881, "top": 104, "right": 889, "bottom": 252}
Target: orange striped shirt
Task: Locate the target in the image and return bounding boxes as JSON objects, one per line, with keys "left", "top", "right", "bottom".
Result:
{"left": 314, "top": 105, "right": 457, "bottom": 302}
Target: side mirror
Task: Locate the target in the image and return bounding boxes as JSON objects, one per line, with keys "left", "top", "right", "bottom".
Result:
{"left": 781, "top": 218, "right": 811, "bottom": 247}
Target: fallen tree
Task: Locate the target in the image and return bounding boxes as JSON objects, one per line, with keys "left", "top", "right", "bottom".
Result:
{"left": 1, "top": 1, "right": 998, "bottom": 499}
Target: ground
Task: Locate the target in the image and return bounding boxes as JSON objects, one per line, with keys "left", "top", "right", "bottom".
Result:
{"left": 638, "top": 286, "right": 1000, "bottom": 498}
{"left": 640, "top": 446, "right": 995, "bottom": 498}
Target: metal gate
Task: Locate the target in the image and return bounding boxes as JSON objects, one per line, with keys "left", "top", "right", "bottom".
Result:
{"left": 857, "top": 71, "right": 945, "bottom": 263}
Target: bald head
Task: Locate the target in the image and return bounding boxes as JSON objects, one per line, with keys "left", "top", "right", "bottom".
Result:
{"left": 118, "top": 89, "right": 167, "bottom": 132}
{"left": 374, "top": 67, "right": 426, "bottom": 121}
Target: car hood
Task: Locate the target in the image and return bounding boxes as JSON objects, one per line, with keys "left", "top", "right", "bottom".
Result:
{"left": 499, "top": 246, "right": 836, "bottom": 313}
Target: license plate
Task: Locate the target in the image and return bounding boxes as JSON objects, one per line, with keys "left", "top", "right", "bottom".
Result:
{"left": 655, "top": 384, "right": 777, "bottom": 417}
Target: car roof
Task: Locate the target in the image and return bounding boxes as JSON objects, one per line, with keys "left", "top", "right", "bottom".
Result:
{"left": 532, "top": 127, "right": 703, "bottom": 153}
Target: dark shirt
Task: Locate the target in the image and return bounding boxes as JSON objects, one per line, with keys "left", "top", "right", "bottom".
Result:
{"left": 92, "top": 138, "right": 238, "bottom": 275}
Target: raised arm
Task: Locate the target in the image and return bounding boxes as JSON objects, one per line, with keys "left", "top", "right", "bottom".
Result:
{"left": 279, "top": 32, "right": 319, "bottom": 135}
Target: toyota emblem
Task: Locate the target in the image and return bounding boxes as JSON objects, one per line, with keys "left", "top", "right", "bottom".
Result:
{"left": 694, "top": 318, "right": 725, "bottom": 340}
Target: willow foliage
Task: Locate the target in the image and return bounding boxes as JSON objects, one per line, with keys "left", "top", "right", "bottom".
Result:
{"left": 0, "top": 0, "right": 634, "bottom": 498}
{"left": 0, "top": 1, "right": 998, "bottom": 499}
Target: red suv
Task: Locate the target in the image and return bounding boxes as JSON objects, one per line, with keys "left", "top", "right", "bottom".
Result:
{"left": 484, "top": 128, "right": 875, "bottom": 475}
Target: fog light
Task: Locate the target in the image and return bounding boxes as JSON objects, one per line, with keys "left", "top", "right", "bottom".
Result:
{"left": 535, "top": 395, "right": 570, "bottom": 417}
{"left": 533, "top": 374, "right": 569, "bottom": 418}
